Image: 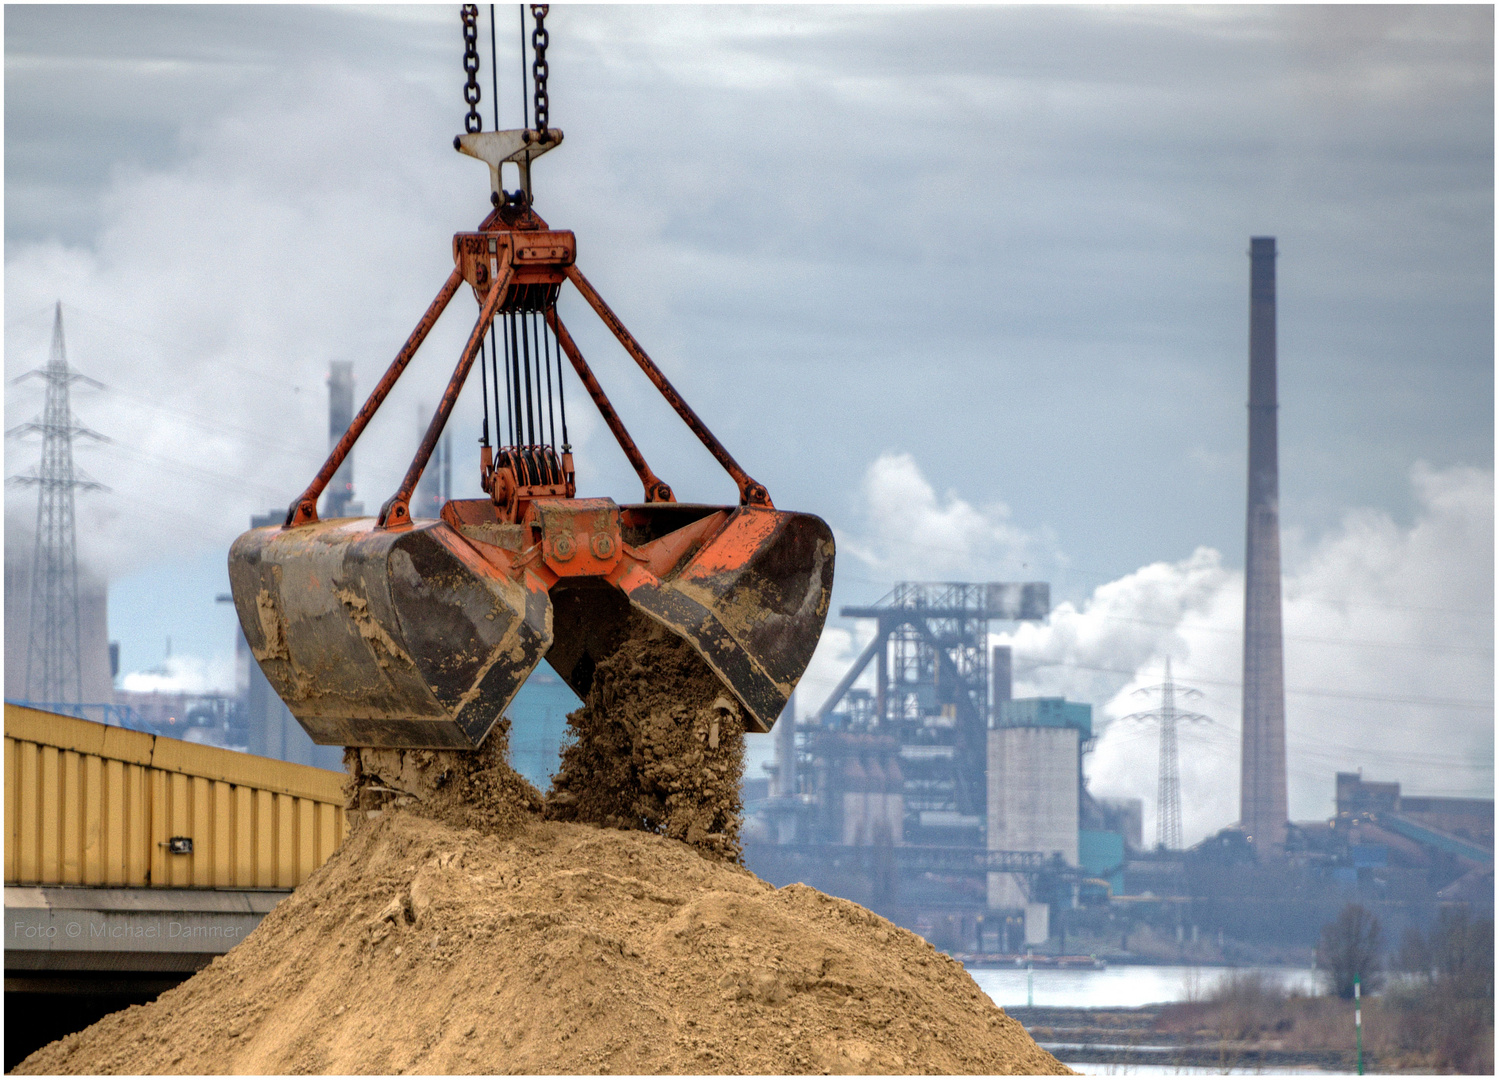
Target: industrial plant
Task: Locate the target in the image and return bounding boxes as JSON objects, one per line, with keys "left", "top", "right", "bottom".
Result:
{"left": 740, "top": 237, "right": 1493, "bottom": 961}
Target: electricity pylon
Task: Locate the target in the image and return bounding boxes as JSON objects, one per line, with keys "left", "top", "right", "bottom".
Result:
{"left": 7, "top": 303, "right": 108, "bottom": 704}
{"left": 1120, "top": 657, "right": 1211, "bottom": 850}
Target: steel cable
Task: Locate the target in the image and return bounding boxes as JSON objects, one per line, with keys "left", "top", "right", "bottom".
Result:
{"left": 500, "top": 325, "right": 512, "bottom": 447}
{"left": 489, "top": 4, "right": 500, "bottom": 131}
{"left": 539, "top": 312, "right": 556, "bottom": 450}
{"left": 554, "top": 311, "right": 569, "bottom": 449}
{"left": 519, "top": 5, "right": 529, "bottom": 131}
{"left": 478, "top": 339, "right": 490, "bottom": 448}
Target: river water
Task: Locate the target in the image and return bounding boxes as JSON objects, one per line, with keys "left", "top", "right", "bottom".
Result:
{"left": 967, "top": 962, "right": 1323, "bottom": 1010}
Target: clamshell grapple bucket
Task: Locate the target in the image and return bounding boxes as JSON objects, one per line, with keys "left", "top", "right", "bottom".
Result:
{"left": 228, "top": 127, "right": 833, "bottom": 750}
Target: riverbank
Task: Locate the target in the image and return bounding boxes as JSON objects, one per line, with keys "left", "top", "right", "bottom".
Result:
{"left": 1011, "top": 1005, "right": 1351, "bottom": 1073}
{"left": 1008, "top": 981, "right": 1494, "bottom": 1074}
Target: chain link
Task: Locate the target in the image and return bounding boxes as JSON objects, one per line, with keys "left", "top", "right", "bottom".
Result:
{"left": 530, "top": 5, "right": 550, "bottom": 141}
{"left": 461, "top": 4, "right": 482, "bottom": 134}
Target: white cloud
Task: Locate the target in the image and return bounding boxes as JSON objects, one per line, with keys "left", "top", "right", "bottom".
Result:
{"left": 841, "top": 450, "right": 1059, "bottom": 582}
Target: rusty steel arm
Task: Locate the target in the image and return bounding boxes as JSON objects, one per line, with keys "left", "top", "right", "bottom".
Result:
{"left": 546, "top": 310, "right": 674, "bottom": 504}
{"left": 286, "top": 268, "right": 465, "bottom": 527}
{"left": 564, "top": 264, "right": 773, "bottom": 509}
{"left": 379, "top": 257, "right": 513, "bottom": 529}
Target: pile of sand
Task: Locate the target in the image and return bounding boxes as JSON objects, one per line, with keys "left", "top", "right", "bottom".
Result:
{"left": 19, "top": 811, "right": 1065, "bottom": 1075}
{"left": 17, "top": 756, "right": 1067, "bottom": 1074}
{"left": 18, "top": 637, "right": 1068, "bottom": 1075}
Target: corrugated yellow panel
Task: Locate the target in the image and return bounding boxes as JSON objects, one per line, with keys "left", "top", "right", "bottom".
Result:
{"left": 213, "top": 781, "right": 232, "bottom": 887}
{"left": 152, "top": 737, "right": 343, "bottom": 804}
{"left": 234, "top": 785, "right": 254, "bottom": 887}
{"left": 255, "top": 788, "right": 275, "bottom": 888}
{"left": 17, "top": 739, "right": 40, "bottom": 883}
{"left": 296, "top": 797, "right": 316, "bottom": 881}
{"left": 190, "top": 776, "right": 210, "bottom": 887}
{"left": 5, "top": 705, "right": 341, "bottom": 801}
{"left": 149, "top": 768, "right": 167, "bottom": 887}
{"left": 3, "top": 707, "right": 154, "bottom": 765}
{"left": 84, "top": 753, "right": 103, "bottom": 883}
{"left": 5, "top": 736, "right": 17, "bottom": 883}
{"left": 104, "top": 757, "right": 125, "bottom": 885}
{"left": 61, "top": 750, "right": 83, "bottom": 884}
{"left": 276, "top": 795, "right": 296, "bottom": 888}
{"left": 126, "top": 763, "right": 149, "bottom": 886}
{"left": 316, "top": 802, "right": 338, "bottom": 866}
{"left": 171, "top": 771, "right": 192, "bottom": 887}
{"left": 40, "top": 745, "right": 60, "bottom": 884}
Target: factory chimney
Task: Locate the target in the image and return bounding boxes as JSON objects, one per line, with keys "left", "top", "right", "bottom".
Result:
{"left": 413, "top": 404, "right": 452, "bottom": 519}
{"left": 1240, "top": 237, "right": 1288, "bottom": 854}
{"left": 772, "top": 691, "right": 797, "bottom": 798}
{"left": 324, "top": 362, "right": 357, "bottom": 518}
{"left": 991, "top": 645, "right": 1012, "bottom": 720}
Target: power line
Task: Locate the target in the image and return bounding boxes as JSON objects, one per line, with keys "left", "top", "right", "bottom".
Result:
{"left": 1061, "top": 611, "right": 1491, "bottom": 657}
{"left": 1114, "top": 658, "right": 1212, "bottom": 850}
{"left": 7, "top": 304, "right": 106, "bottom": 704}
{"left": 7, "top": 300, "right": 320, "bottom": 400}
{"left": 844, "top": 546, "right": 1492, "bottom": 620}
{"left": 1017, "top": 657, "right": 1493, "bottom": 711}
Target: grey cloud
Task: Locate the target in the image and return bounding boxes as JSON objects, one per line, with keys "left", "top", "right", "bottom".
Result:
{"left": 4, "top": 6, "right": 1491, "bottom": 663}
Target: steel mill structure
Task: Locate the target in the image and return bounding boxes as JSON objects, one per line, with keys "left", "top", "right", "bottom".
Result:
{"left": 813, "top": 581, "right": 1051, "bottom": 848}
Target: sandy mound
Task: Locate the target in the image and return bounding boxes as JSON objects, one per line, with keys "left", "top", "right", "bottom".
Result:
{"left": 17, "top": 795, "right": 1066, "bottom": 1074}
{"left": 18, "top": 636, "right": 1067, "bottom": 1075}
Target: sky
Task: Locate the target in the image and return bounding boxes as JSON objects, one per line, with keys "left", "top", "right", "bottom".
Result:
{"left": 4, "top": 4, "right": 1492, "bottom": 842}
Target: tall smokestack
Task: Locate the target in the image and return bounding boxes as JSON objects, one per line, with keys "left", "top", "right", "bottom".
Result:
{"left": 991, "top": 645, "right": 1012, "bottom": 721}
{"left": 1241, "top": 237, "right": 1288, "bottom": 854}
{"left": 325, "top": 362, "right": 356, "bottom": 518}
{"left": 413, "top": 404, "right": 451, "bottom": 519}
{"left": 773, "top": 691, "right": 796, "bottom": 798}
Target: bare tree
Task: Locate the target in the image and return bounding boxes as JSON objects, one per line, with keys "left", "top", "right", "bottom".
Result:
{"left": 1396, "top": 924, "right": 1433, "bottom": 980}
{"left": 1316, "top": 902, "right": 1383, "bottom": 999}
{"left": 1430, "top": 909, "right": 1494, "bottom": 999}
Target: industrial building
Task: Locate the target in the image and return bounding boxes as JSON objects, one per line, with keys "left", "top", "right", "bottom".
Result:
{"left": 744, "top": 581, "right": 1135, "bottom": 948}
{"left": 987, "top": 697, "right": 1091, "bottom": 909}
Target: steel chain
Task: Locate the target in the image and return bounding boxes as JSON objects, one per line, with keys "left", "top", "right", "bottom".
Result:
{"left": 461, "top": 4, "right": 482, "bottom": 134}
{"left": 530, "top": 5, "right": 550, "bottom": 141}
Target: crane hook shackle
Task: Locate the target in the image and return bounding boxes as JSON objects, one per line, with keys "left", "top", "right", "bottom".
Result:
{"left": 455, "top": 128, "right": 563, "bottom": 205}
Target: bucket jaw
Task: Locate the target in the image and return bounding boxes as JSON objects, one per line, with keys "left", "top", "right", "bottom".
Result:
{"left": 228, "top": 499, "right": 833, "bottom": 749}
{"left": 610, "top": 505, "right": 834, "bottom": 732}
{"left": 229, "top": 519, "right": 551, "bottom": 749}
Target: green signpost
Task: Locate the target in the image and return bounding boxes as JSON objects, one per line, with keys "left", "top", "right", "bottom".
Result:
{"left": 1354, "top": 973, "right": 1364, "bottom": 1075}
